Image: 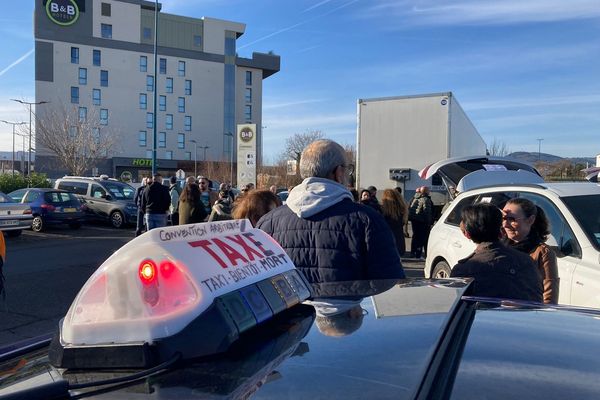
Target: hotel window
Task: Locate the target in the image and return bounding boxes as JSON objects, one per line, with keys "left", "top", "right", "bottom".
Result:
{"left": 69, "top": 126, "right": 77, "bottom": 138}
{"left": 184, "top": 116, "right": 191, "bottom": 131}
{"left": 159, "top": 95, "right": 166, "bottom": 111}
{"left": 100, "top": 109, "right": 108, "bottom": 125}
{"left": 139, "top": 131, "right": 147, "bottom": 146}
{"left": 146, "top": 112, "right": 153, "bottom": 128}
{"left": 158, "top": 132, "right": 166, "bottom": 148}
{"left": 185, "top": 80, "right": 192, "bottom": 95}
{"left": 244, "top": 105, "right": 252, "bottom": 121}
{"left": 93, "top": 89, "right": 101, "bottom": 105}
{"left": 146, "top": 150, "right": 152, "bottom": 158}
{"left": 245, "top": 71, "right": 252, "bottom": 86}
{"left": 146, "top": 75, "right": 154, "bottom": 92}
{"left": 178, "top": 97, "right": 185, "bottom": 113}
{"left": 100, "top": 70, "right": 108, "bottom": 87}
{"left": 139, "top": 93, "right": 147, "bottom": 109}
{"left": 78, "top": 68, "right": 87, "bottom": 85}
{"left": 245, "top": 88, "right": 252, "bottom": 103}
{"left": 93, "top": 50, "right": 101, "bottom": 66}
{"left": 101, "top": 2, "right": 111, "bottom": 16}
{"left": 159, "top": 58, "right": 167, "bottom": 74}
{"left": 184, "top": 151, "right": 191, "bottom": 160}
{"left": 143, "top": 27, "right": 152, "bottom": 40}
{"left": 178, "top": 133, "right": 185, "bottom": 149}
{"left": 71, "top": 47, "right": 79, "bottom": 64}
{"left": 165, "top": 151, "right": 173, "bottom": 160}
{"left": 101, "top": 24, "right": 112, "bottom": 39}
{"left": 178, "top": 61, "right": 185, "bottom": 76}
{"left": 193, "top": 35, "right": 202, "bottom": 47}
{"left": 92, "top": 128, "right": 100, "bottom": 144}
{"left": 166, "top": 114, "right": 173, "bottom": 130}
{"left": 166, "top": 77, "right": 173, "bottom": 93}
{"left": 70, "top": 87, "right": 79, "bottom": 104}
{"left": 79, "top": 107, "right": 87, "bottom": 122}
{"left": 140, "top": 56, "right": 147, "bottom": 72}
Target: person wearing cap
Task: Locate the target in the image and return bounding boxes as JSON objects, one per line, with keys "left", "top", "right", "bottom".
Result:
{"left": 141, "top": 173, "right": 171, "bottom": 230}
{"left": 256, "top": 139, "right": 405, "bottom": 284}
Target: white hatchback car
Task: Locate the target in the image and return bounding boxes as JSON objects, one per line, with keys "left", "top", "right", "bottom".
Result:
{"left": 423, "top": 157, "right": 600, "bottom": 309}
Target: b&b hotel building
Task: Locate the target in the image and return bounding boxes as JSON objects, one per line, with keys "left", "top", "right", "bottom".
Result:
{"left": 34, "top": 0, "right": 279, "bottom": 181}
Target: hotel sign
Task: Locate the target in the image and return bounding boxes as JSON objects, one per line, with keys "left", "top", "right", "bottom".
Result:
{"left": 132, "top": 159, "right": 153, "bottom": 167}
{"left": 46, "top": 0, "right": 80, "bottom": 26}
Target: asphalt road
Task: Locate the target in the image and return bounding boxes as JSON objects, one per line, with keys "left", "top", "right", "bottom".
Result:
{"left": 0, "top": 225, "right": 424, "bottom": 349}
{"left": 0, "top": 224, "right": 135, "bottom": 347}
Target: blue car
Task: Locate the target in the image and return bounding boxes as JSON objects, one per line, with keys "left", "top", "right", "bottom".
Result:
{"left": 8, "top": 188, "right": 86, "bottom": 232}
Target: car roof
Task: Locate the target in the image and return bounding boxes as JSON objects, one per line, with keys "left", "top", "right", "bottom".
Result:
{"left": 4, "top": 279, "right": 600, "bottom": 399}
{"left": 454, "top": 181, "right": 600, "bottom": 198}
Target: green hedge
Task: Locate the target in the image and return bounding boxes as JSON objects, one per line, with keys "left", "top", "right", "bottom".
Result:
{"left": 0, "top": 173, "right": 52, "bottom": 194}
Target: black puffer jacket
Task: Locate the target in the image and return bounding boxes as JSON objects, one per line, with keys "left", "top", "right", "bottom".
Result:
{"left": 256, "top": 198, "right": 405, "bottom": 284}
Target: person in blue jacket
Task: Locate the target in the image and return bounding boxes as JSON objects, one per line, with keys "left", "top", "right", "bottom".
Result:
{"left": 256, "top": 139, "right": 405, "bottom": 284}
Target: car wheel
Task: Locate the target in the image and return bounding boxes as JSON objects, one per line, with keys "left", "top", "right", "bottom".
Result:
{"left": 69, "top": 222, "right": 82, "bottom": 229}
{"left": 110, "top": 211, "right": 124, "bottom": 229}
{"left": 6, "top": 230, "right": 22, "bottom": 237}
{"left": 32, "top": 216, "right": 44, "bottom": 232}
{"left": 432, "top": 261, "right": 452, "bottom": 279}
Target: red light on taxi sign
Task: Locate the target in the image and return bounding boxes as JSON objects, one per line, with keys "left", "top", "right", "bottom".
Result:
{"left": 160, "top": 261, "right": 175, "bottom": 279}
{"left": 139, "top": 260, "right": 157, "bottom": 285}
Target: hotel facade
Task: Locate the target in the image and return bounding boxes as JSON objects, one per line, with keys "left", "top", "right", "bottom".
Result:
{"left": 34, "top": 0, "right": 279, "bottom": 181}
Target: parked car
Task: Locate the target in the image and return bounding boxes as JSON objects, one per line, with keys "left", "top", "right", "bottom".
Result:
{"left": 0, "top": 191, "right": 33, "bottom": 237}
{"left": 7, "top": 188, "right": 86, "bottom": 232}
{"left": 54, "top": 175, "right": 137, "bottom": 228}
{"left": 422, "top": 156, "right": 600, "bottom": 309}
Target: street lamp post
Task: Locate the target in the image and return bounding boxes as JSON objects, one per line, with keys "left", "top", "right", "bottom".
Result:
{"left": 0, "top": 120, "right": 26, "bottom": 177}
{"left": 537, "top": 138, "right": 544, "bottom": 161}
{"left": 200, "top": 145, "right": 210, "bottom": 161}
{"left": 11, "top": 99, "right": 48, "bottom": 177}
{"left": 151, "top": 0, "right": 159, "bottom": 175}
{"left": 190, "top": 139, "right": 197, "bottom": 177}
{"left": 224, "top": 132, "right": 234, "bottom": 186}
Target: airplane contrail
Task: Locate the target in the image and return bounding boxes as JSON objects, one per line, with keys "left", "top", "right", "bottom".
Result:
{"left": 0, "top": 48, "right": 34, "bottom": 77}
{"left": 238, "top": 0, "right": 359, "bottom": 50}
{"left": 303, "top": 0, "right": 336, "bottom": 13}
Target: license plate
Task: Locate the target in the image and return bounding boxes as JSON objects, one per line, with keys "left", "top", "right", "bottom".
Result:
{"left": 0, "top": 220, "right": 18, "bottom": 226}
{"left": 63, "top": 208, "right": 76, "bottom": 212}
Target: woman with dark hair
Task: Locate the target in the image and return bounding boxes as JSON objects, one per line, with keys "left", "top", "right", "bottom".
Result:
{"left": 178, "top": 182, "right": 208, "bottom": 225}
{"left": 502, "top": 198, "right": 559, "bottom": 304}
{"left": 381, "top": 189, "right": 408, "bottom": 257}
{"left": 232, "top": 189, "right": 280, "bottom": 226}
{"left": 360, "top": 189, "right": 382, "bottom": 213}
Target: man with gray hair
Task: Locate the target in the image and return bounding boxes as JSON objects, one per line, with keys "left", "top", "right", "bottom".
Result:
{"left": 256, "top": 139, "right": 405, "bottom": 283}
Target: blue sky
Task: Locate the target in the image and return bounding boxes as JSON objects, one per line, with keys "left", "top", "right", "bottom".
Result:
{"left": 1, "top": 0, "right": 599, "bottom": 163}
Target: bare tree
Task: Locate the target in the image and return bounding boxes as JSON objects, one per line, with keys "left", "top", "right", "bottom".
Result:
{"left": 35, "top": 104, "right": 118, "bottom": 176}
{"left": 487, "top": 137, "right": 511, "bottom": 157}
{"left": 283, "top": 130, "right": 325, "bottom": 176}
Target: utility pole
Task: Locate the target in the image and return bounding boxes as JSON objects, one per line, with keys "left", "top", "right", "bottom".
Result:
{"left": 0, "top": 120, "right": 26, "bottom": 177}
{"left": 201, "top": 145, "right": 210, "bottom": 161}
{"left": 11, "top": 99, "right": 48, "bottom": 178}
{"left": 537, "top": 138, "right": 544, "bottom": 161}
{"left": 190, "top": 139, "right": 197, "bottom": 177}
{"left": 151, "top": 0, "right": 159, "bottom": 175}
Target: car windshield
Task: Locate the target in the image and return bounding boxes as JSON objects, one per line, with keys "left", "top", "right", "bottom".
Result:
{"left": 0, "top": 192, "right": 14, "bottom": 203}
{"left": 562, "top": 194, "right": 600, "bottom": 251}
{"left": 104, "top": 182, "right": 135, "bottom": 200}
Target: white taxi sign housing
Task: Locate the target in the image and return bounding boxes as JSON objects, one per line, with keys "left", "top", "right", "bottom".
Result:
{"left": 61, "top": 220, "right": 301, "bottom": 347}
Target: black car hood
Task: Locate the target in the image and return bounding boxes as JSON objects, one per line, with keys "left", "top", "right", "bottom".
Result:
{"left": 3, "top": 279, "right": 600, "bottom": 399}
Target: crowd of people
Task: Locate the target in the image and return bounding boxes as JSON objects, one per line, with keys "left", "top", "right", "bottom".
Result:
{"left": 133, "top": 137, "right": 559, "bottom": 309}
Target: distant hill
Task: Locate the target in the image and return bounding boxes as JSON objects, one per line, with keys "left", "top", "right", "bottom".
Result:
{"left": 506, "top": 152, "right": 595, "bottom": 166}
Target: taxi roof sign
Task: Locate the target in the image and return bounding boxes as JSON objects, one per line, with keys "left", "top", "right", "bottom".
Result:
{"left": 51, "top": 220, "right": 311, "bottom": 368}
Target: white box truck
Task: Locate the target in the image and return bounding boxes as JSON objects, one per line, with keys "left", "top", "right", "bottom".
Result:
{"left": 356, "top": 92, "right": 487, "bottom": 206}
